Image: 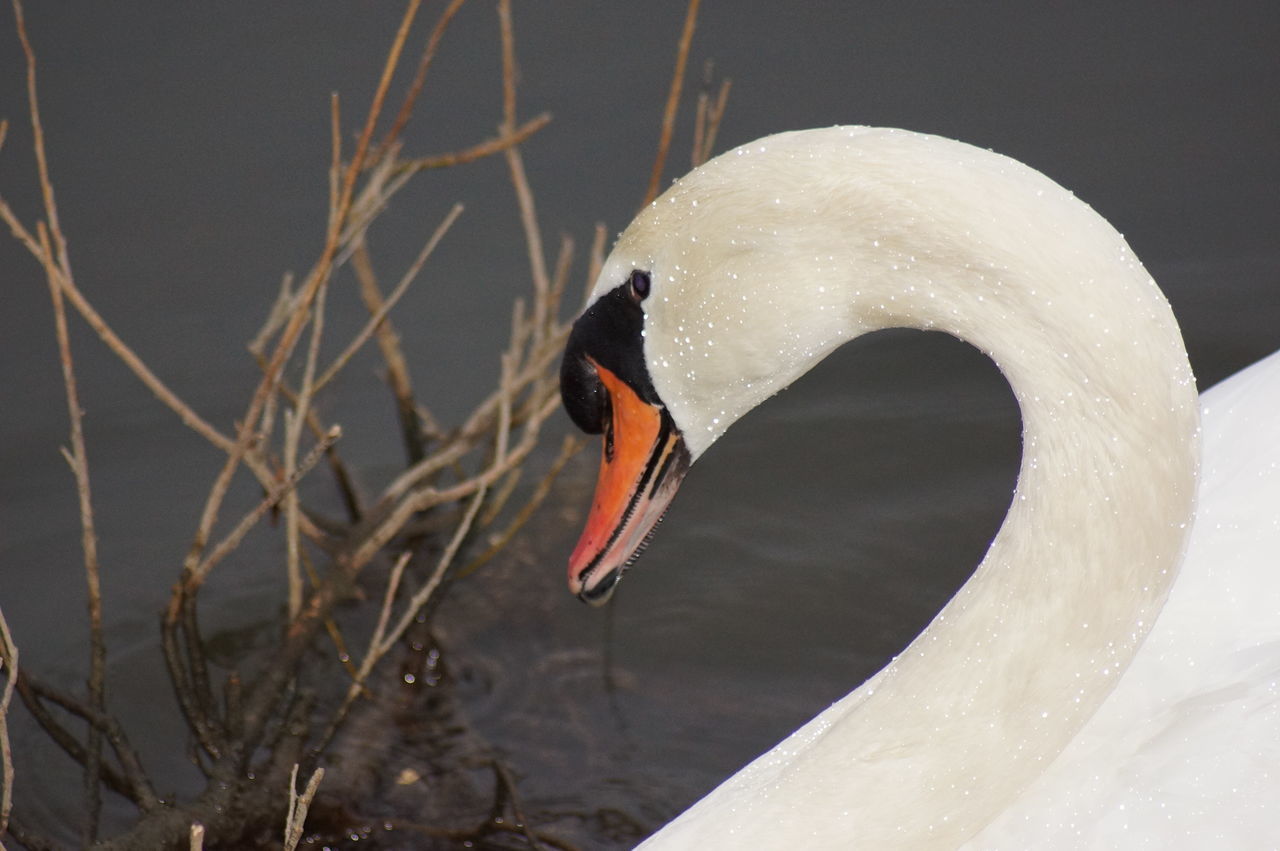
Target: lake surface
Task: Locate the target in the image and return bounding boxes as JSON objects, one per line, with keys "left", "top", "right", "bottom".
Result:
{"left": 1, "top": 3, "right": 1277, "bottom": 847}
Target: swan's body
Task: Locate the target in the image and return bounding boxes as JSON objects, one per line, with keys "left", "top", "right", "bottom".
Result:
{"left": 558, "top": 127, "right": 1279, "bottom": 847}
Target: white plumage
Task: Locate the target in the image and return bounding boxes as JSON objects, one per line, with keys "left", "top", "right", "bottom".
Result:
{"left": 568, "top": 128, "right": 1278, "bottom": 847}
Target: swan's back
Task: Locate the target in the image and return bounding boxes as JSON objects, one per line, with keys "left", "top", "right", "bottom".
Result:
{"left": 970, "top": 349, "right": 1280, "bottom": 847}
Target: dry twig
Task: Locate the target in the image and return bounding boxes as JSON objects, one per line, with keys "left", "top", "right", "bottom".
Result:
{"left": 643, "top": 0, "right": 703, "bottom": 206}
{"left": 13, "top": 4, "right": 111, "bottom": 833}
{"left": 693, "top": 73, "right": 732, "bottom": 167}
{"left": 499, "top": 0, "right": 552, "bottom": 344}
{"left": 315, "top": 203, "right": 465, "bottom": 393}
{"left": 284, "top": 764, "right": 325, "bottom": 851}
{"left": 376, "top": 0, "right": 471, "bottom": 161}
{"left": 398, "top": 113, "right": 551, "bottom": 174}
{"left": 0, "top": 605, "right": 17, "bottom": 841}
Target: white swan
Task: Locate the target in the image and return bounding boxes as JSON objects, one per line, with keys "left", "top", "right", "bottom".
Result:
{"left": 558, "top": 127, "right": 1280, "bottom": 848}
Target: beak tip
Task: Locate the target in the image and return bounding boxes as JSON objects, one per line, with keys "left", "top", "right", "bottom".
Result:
{"left": 572, "top": 566, "right": 621, "bottom": 606}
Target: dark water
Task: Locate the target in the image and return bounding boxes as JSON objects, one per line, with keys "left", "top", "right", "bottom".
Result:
{"left": 1, "top": 2, "right": 1277, "bottom": 847}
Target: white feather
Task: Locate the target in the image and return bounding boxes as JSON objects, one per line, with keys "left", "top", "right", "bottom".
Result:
{"left": 578, "top": 128, "right": 1278, "bottom": 847}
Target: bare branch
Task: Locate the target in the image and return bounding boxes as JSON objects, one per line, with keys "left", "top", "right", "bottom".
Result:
{"left": 587, "top": 222, "right": 607, "bottom": 296}
{"left": 315, "top": 203, "right": 464, "bottom": 392}
{"left": 397, "top": 113, "right": 551, "bottom": 173}
{"left": 193, "top": 426, "right": 342, "bottom": 585}
{"left": 352, "top": 240, "right": 426, "bottom": 465}
{"left": 310, "top": 548, "right": 412, "bottom": 758}
{"left": 283, "top": 764, "right": 324, "bottom": 851}
{"left": 548, "top": 233, "right": 575, "bottom": 333}
{"left": 13, "top": 0, "right": 69, "bottom": 273}
{"left": 328, "top": 92, "right": 341, "bottom": 230}
{"left": 38, "top": 218, "right": 106, "bottom": 843}
{"left": 498, "top": 0, "right": 551, "bottom": 344}
{"left": 643, "top": 0, "right": 702, "bottom": 206}
{"left": 383, "top": 488, "right": 488, "bottom": 660}
{"left": 459, "top": 433, "right": 583, "bottom": 579}
{"left": 0, "top": 605, "right": 18, "bottom": 838}
{"left": 347, "top": 391, "right": 559, "bottom": 575}
{"left": 693, "top": 76, "right": 731, "bottom": 168}
{"left": 12, "top": 672, "right": 156, "bottom": 808}
{"left": 283, "top": 280, "right": 330, "bottom": 620}
{"left": 378, "top": 0, "right": 471, "bottom": 158}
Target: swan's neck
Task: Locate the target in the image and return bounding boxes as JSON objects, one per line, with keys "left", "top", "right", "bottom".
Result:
{"left": 621, "top": 129, "right": 1200, "bottom": 847}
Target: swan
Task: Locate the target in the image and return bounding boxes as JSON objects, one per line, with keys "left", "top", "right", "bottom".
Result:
{"left": 558, "top": 127, "right": 1280, "bottom": 847}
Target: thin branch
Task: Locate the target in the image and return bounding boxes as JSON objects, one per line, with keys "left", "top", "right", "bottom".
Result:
{"left": 11, "top": 673, "right": 153, "bottom": 807}
{"left": 352, "top": 240, "right": 427, "bottom": 465}
{"left": 377, "top": 439, "right": 472, "bottom": 508}
{"left": 382, "top": 488, "right": 488, "bottom": 660}
{"left": 0, "top": 606, "right": 17, "bottom": 838}
{"left": 332, "top": 145, "right": 417, "bottom": 271}
{"left": 13, "top": 0, "right": 69, "bottom": 274}
{"left": 498, "top": 0, "right": 551, "bottom": 345}
{"left": 193, "top": 426, "right": 342, "bottom": 584}
{"left": 547, "top": 233, "right": 575, "bottom": 338}
{"left": 17, "top": 675, "right": 156, "bottom": 805}
{"left": 479, "top": 466, "right": 521, "bottom": 528}
{"left": 396, "top": 113, "right": 551, "bottom": 174}
{"left": 587, "top": 222, "right": 607, "bottom": 296}
{"left": 491, "top": 761, "right": 543, "bottom": 849}
{"left": 284, "top": 280, "right": 329, "bottom": 620}
{"left": 160, "top": 598, "right": 224, "bottom": 766}
{"left": 496, "top": 351, "right": 514, "bottom": 465}
{"left": 373, "top": 325, "right": 566, "bottom": 514}
{"left": 643, "top": 0, "right": 702, "bottom": 206}
{"left": 693, "top": 76, "right": 731, "bottom": 167}
{"left": 283, "top": 765, "right": 324, "bottom": 851}
{"left": 329, "top": 92, "right": 341, "bottom": 231}
{"left": 459, "top": 433, "right": 582, "bottom": 579}
{"left": 309, "top": 548, "right": 412, "bottom": 759}
{"left": 315, "top": 203, "right": 464, "bottom": 392}
{"left": 38, "top": 218, "right": 106, "bottom": 844}
{"left": 347, "top": 392, "right": 559, "bottom": 573}
{"left": 377, "top": 0, "right": 471, "bottom": 159}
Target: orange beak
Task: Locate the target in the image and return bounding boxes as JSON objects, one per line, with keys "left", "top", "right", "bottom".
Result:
{"left": 569, "top": 361, "right": 689, "bottom": 604}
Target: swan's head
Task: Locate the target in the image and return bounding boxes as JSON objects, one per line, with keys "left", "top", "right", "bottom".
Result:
{"left": 561, "top": 129, "right": 882, "bottom": 603}
{"left": 560, "top": 268, "right": 693, "bottom": 604}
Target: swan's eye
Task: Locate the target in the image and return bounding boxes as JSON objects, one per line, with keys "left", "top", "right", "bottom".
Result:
{"left": 628, "top": 269, "right": 651, "bottom": 301}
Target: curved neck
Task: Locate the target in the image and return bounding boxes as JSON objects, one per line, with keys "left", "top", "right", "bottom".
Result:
{"left": 629, "top": 129, "right": 1200, "bottom": 847}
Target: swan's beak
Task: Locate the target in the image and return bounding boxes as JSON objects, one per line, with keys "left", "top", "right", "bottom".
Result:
{"left": 569, "top": 362, "right": 690, "bottom": 605}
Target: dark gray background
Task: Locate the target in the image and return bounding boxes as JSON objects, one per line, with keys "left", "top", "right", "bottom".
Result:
{"left": 1, "top": 2, "right": 1277, "bottom": 844}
